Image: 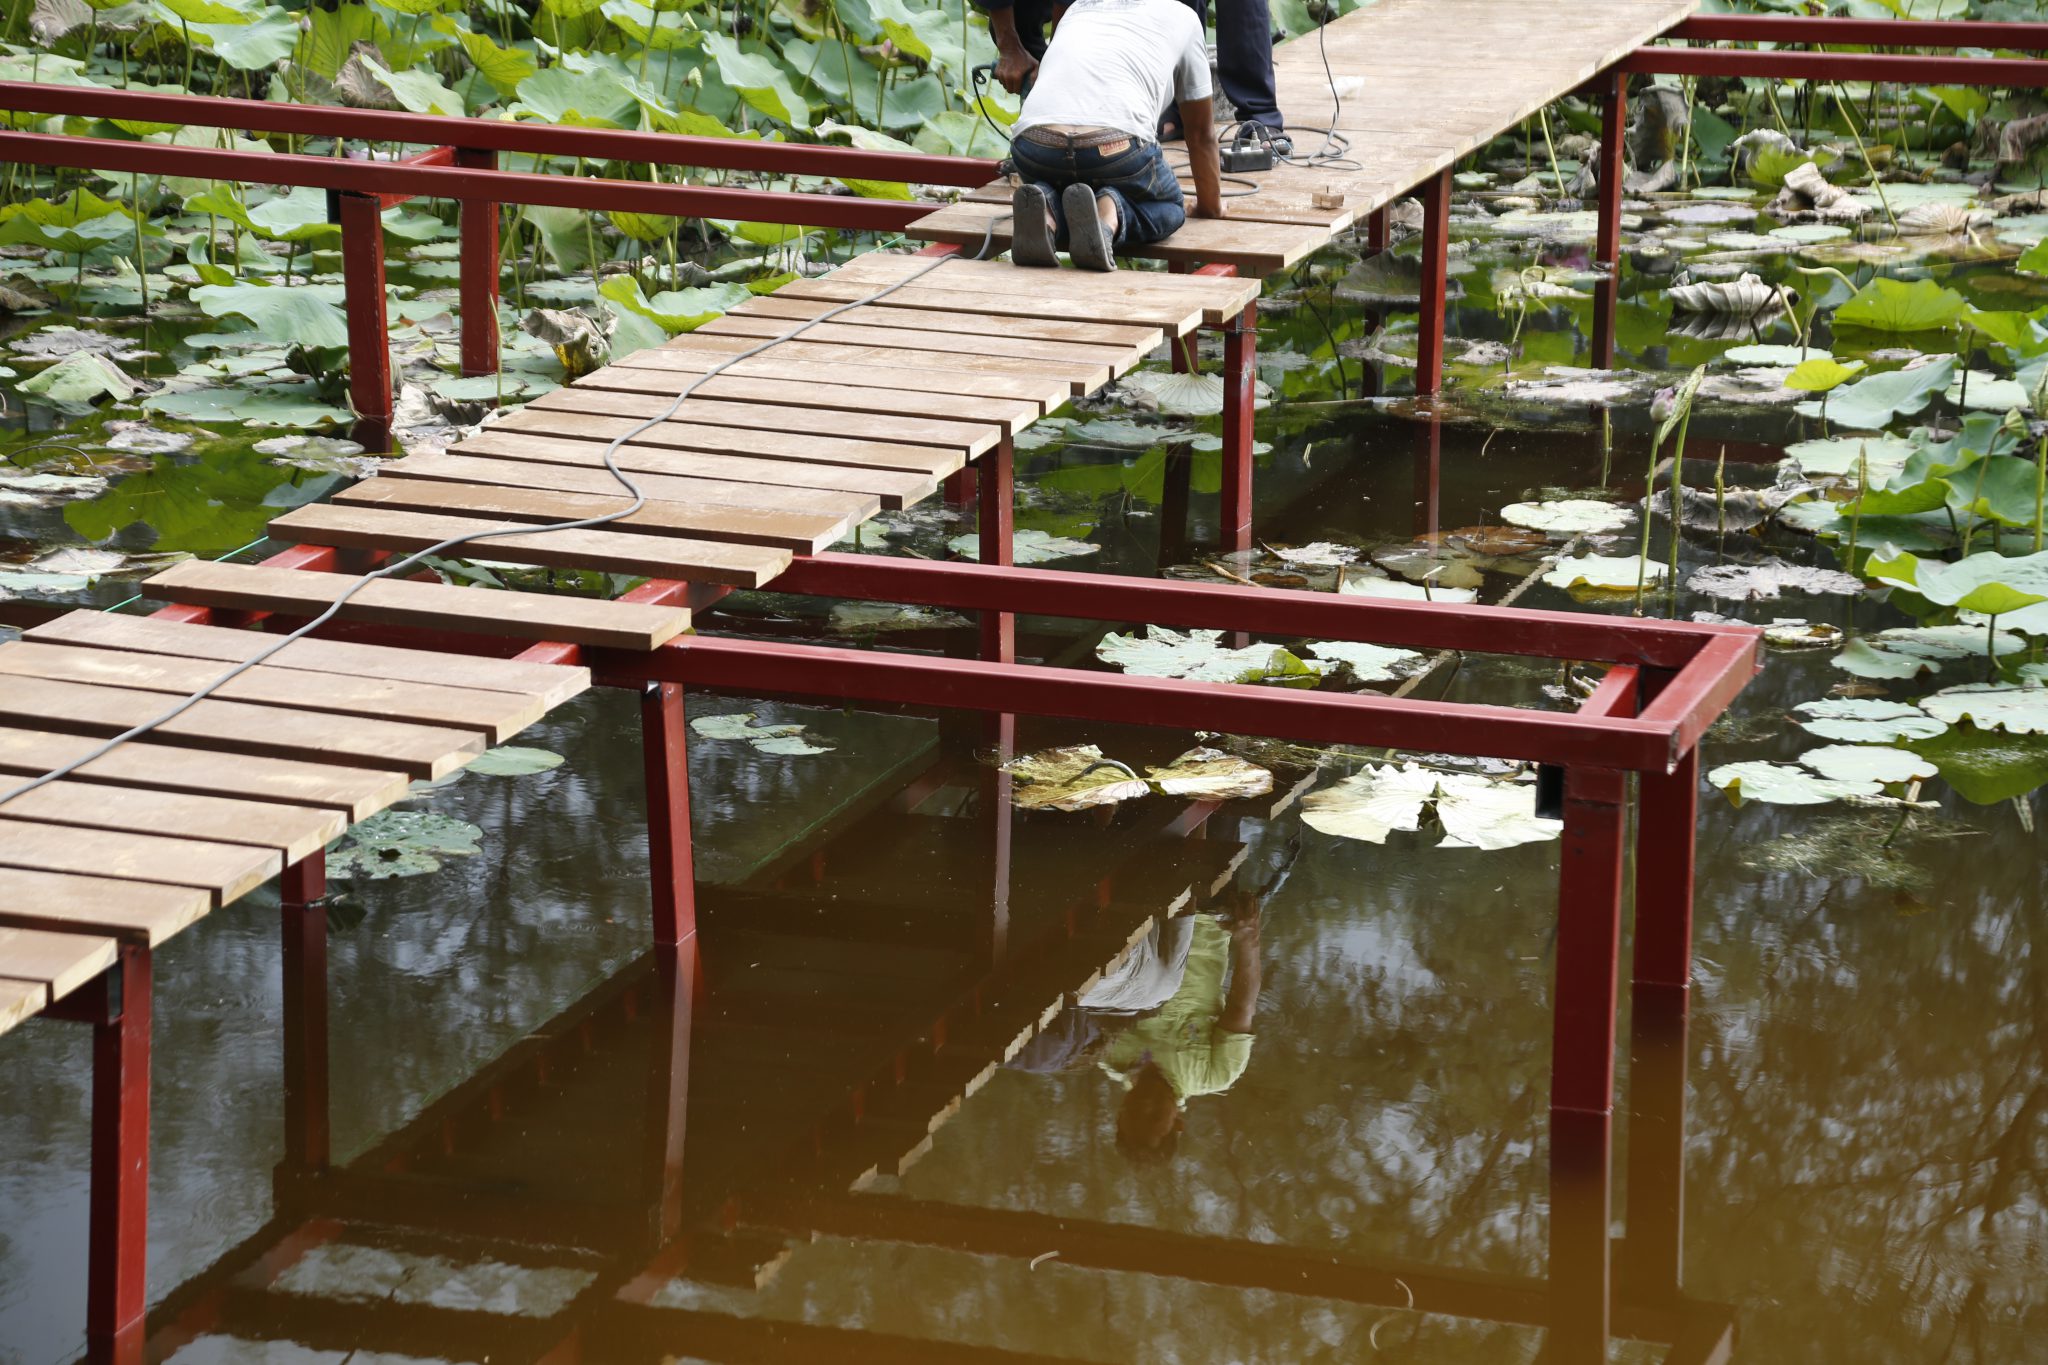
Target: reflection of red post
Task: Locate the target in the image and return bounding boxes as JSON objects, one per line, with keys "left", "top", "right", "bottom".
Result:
{"left": 1625, "top": 709, "right": 1699, "bottom": 1305}
{"left": 1415, "top": 170, "right": 1452, "bottom": 397}
{"left": 1413, "top": 412, "right": 1441, "bottom": 539}
{"left": 645, "top": 942, "right": 698, "bottom": 1245}
{"left": 280, "top": 855, "right": 331, "bottom": 1177}
{"left": 455, "top": 148, "right": 501, "bottom": 378}
{"left": 1366, "top": 206, "right": 1387, "bottom": 256}
{"left": 1219, "top": 303, "right": 1257, "bottom": 552}
{"left": 86, "top": 946, "right": 151, "bottom": 1365}
{"left": 641, "top": 682, "right": 696, "bottom": 946}
{"left": 337, "top": 190, "right": 393, "bottom": 452}
{"left": 978, "top": 435, "right": 1015, "bottom": 664}
{"left": 1549, "top": 765, "right": 1628, "bottom": 1362}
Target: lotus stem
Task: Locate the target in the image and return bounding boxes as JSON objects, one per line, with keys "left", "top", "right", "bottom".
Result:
{"left": 1832, "top": 82, "right": 1899, "bottom": 235}
{"left": 1715, "top": 446, "right": 1727, "bottom": 539}
{"left": 1960, "top": 454, "right": 1989, "bottom": 557}
{"left": 1537, "top": 105, "right": 1564, "bottom": 199}
{"left": 2034, "top": 375, "right": 2047, "bottom": 552}
{"left": 1849, "top": 445, "right": 1866, "bottom": 563}
{"left": 1668, "top": 397, "right": 1694, "bottom": 584}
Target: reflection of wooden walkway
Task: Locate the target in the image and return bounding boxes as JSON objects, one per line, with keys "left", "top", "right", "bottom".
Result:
{"left": 909, "top": 0, "right": 1696, "bottom": 272}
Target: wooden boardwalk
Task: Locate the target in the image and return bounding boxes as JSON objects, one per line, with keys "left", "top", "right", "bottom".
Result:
{"left": 909, "top": 0, "right": 1695, "bottom": 272}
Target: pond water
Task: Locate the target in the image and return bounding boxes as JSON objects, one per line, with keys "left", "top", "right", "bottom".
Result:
{"left": 3, "top": 187, "right": 2047, "bottom": 1365}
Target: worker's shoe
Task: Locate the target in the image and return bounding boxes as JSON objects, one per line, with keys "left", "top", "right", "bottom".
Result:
{"left": 1010, "top": 185, "right": 1058, "bottom": 267}
{"left": 1063, "top": 184, "right": 1117, "bottom": 272}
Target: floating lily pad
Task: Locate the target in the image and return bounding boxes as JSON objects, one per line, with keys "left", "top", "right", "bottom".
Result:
{"left": 1797, "top": 744, "right": 1937, "bottom": 786}
{"left": 1541, "top": 554, "right": 1667, "bottom": 593}
{"left": 689, "top": 710, "right": 835, "bottom": 755}
{"left": 1708, "top": 760, "right": 1881, "bottom": 806}
{"left": 1337, "top": 568, "right": 1479, "bottom": 604}
{"left": 1920, "top": 683, "right": 2048, "bottom": 735}
{"left": 1119, "top": 371, "right": 1229, "bottom": 416}
{"left": 1835, "top": 624, "right": 2025, "bottom": 681}
{"left": 1783, "top": 434, "right": 1914, "bottom": 482}
{"left": 1005, "top": 744, "right": 1150, "bottom": 811}
{"left": 1303, "top": 640, "right": 1431, "bottom": 682}
{"left": 1499, "top": 499, "right": 1635, "bottom": 535}
{"left": 947, "top": 529, "right": 1099, "bottom": 564}
{"left": 1271, "top": 541, "right": 1357, "bottom": 566}
{"left": 18, "top": 352, "right": 137, "bottom": 408}
{"left": 1301, "top": 762, "right": 1561, "bottom": 850}
{"left": 1907, "top": 725, "right": 2048, "bottom": 804}
{"left": 1096, "top": 626, "right": 1322, "bottom": 685}
{"left": 463, "top": 746, "right": 566, "bottom": 777}
{"left": 828, "top": 602, "right": 972, "bottom": 635}
{"left": 1144, "top": 746, "right": 1274, "bottom": 800}
{"left": 1725, "top": 344, "right": 1831, "bottom": 367}
{"left": 1686, "top": 559, "right": 1865, "bottom": 602}
{"left": 1794, "top": 698, "right": 1949, "bottom": 743}
{"left": 326, "top": 810, "right": 483, "bottom": 879}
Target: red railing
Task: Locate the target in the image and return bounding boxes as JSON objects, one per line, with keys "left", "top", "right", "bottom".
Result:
{"left": 0, "top": 81, "right": 1000, "bottom": 440}
{"left": 1628, "top": 14, "right": 2048, "bottom": 82}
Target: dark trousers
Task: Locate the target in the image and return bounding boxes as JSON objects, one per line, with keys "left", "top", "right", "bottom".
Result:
{"left": 1012, "top": 137, "right": 1187, "bottom": 247}
{"left": 1175, "top": 0, "right": 1282, "bottom": 129}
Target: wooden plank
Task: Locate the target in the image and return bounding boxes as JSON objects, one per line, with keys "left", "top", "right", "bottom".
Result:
{"left": 28, "top": 612, "right": 589, "bottom": 708}
{"left": 702, "top": 311, "right": 1151, "bottom": 376}
{"left": 0, "top": 676, "right": 485, "bottom": 781}
{"left": 0, "top": 927, "right": 118, "bottom": 1004}
{"left": 487, "top": 407, "right": 965, "bottom": 477}
{"left": 0, "top": 778, "right": 345, "bottom": 863}
{"left": 0, "top": 867, "right": 212, "bottom": 947}
{"left": 522, "top": 389, "right": 1000, "bottom": 457}
{"left": 269, "top": 504, "right": 794, "bottom": 589}
{"left": 905, "top": 201, "right": 1328, "bottom": 277}
{"left": 732, "top": 295, "right": 1164, "bottom": 350}
{"left": 572, "top": 369, "right": 1043, "bottom": 435}
{"left": 0, "top": 978, "right": 40, "bottom": 1035}
{"left": 145, "top": 561, "right": 691, "bottom": 652}
{"left": 775, "top": 277, "right": 1207, "bottom": 337}
{"left": 833, "top": 254, "right": 1264, "bottom": 317}
{"left": 602, "top": 346, "right": 1074, "bottom": 411}
{"left": 0, "top": 641, "right": 548, "bottom": 744}
{"left": 380, "top": 452, "right": 889, "bottom": 524}
{"left": 451, "top": 430, "right": 931, "bottom": 509}
{"left": 0, "top": 726, "right": 407, "bottom": 821}
{"left": 649, "top": 332, "right": 1112, "bottom": 396}
{"left": 337, "top": 478, "right": 850, "bottom": 557}
{"left": 0, "top": 820, "right": 282, "bottom": 905}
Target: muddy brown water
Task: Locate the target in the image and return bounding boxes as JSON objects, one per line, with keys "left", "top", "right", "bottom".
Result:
{"left": 3, "top": 247, "right": 2046, "bottom": 1364}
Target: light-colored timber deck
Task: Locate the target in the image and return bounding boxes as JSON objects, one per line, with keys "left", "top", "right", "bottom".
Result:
{"left": 0, "top": 0, "right": 1698, "bottom": 1030}
{"left": 909, "top": 0, "right": 1696, "bottom": 272}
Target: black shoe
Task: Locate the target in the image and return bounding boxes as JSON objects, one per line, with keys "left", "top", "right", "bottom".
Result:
{"left": 1062, "top": 183, "right": 1117, "bottom": 271}
{"left": 1242, "top": 122, "right": 1293, "bottom": 158}
{"left": 1010, "top": 184, "right": 1057, "bottom": 267}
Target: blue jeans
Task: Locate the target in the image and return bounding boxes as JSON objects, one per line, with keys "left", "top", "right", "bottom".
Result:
{"left": 1011, "top": 137, "right": 1187, "bottom": 248}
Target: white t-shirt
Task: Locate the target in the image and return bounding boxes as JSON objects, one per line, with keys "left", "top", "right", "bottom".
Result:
{"left": 1013, "top": 0, "right": 1213, "bottom": 145}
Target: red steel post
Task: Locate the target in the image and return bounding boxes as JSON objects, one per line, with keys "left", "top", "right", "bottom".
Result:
{"left": 86, "top": 944, "right": 151, "bottom": 1365}
{"left": 337, "top": 191, "right": 394, "bottom": 452}
{"left": 279, "top": 856, "right": 331, "bottom": 1177}
{"left": 1595, "top": 73, "right": 1628, "bottom": 267}
{"left": 978, "top": 435, "right": 1016, "bottom": 663}
{"left": 455, "top": 148, "right": 501, "bottom": 379}
{"left": 1365, "top": 207, "right": 1388, "bottom": 256}
{"left": 641, "top": 682, "right": 697, "bottom": 946}
{"left": 1412, "top": 413, "right": 1441, "bottom": 539}
{"left": 1219, "top": 303, "right": 1258, "bottom": 550}
{"left": 1548, "top": 766, "right": 1628, "bottom": 1361}
{"left": 1415, "top": 170, "right": 1452, "bottom": 397}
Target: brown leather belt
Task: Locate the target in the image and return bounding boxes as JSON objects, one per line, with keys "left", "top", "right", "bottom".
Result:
{"left": 1017, "top": 126, "right": 1142, "bottom": 151}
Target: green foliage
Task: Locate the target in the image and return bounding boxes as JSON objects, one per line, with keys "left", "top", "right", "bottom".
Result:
{"left": 1833, "top": 277, "right": 1970, "bottom": 333}
{"left": 597, "top": 276, "right": 750, "bottom": 333}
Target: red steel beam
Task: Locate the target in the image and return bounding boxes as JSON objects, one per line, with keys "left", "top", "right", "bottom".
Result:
{"left": 765, "top": 554, "right": 1751, "bottom": 669}
{"left": 1634, "top": 633, "right": 1759, "bottom": 763}
{"left": 1667, "top": 15, "right": 2048, "bottom": 48}
{"left": 0, "top": 81, "right": 996, "bottom": 187}
{"left": 610, "top": 635, "right": 1677, "bottom": 771}
{"left": 1621, "top": 48, "right": 2048, "bottom": 85}
{"left": 0, "top": 131, "right": 938, "bottom": 233}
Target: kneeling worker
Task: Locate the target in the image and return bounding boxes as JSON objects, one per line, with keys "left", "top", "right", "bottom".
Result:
{"left": 1008, "top": 0, "right": 1224, "bottom": 272}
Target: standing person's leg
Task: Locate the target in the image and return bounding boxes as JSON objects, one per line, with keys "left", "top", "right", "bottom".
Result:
{"left": 1213, "top": 0, "right": 1283, "bottom": 135}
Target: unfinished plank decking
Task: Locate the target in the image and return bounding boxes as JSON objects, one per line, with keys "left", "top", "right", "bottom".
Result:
{"left": 913, "top": 0, "right": 1696, "bottom": 268}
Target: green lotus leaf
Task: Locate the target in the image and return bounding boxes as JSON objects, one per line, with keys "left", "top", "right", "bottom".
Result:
{"left": 190, "top": 280, "right": 351, "bottom": 349}
{"left": 1709, "top": 760, "right": 1880, "bottom": 807}
{"left": 1866, "top": 548, "right": 2048, "bottom": 617}
{"left": 596, "top": 276, "right": 749, "bottom": 334}
{"left": 190, "top": 9, "right": 299, "bottom": 69}
{"left": 701, "top": 33, "right": 810, "bottom": 129}
{"left": 455, "top": 29, "right": 538, "bottom": 96}
{"left": 1784, "top": 357, "right": 1864, "bottom": 393}
{"left": 1793, "top": 355, "right": 1956, "bottom": 430}
{"left": 1797, "top": 744, "right": 1937, "bottom": 787}
{"left": 1832, "top": 277, "right": 1969, "bottom": 333}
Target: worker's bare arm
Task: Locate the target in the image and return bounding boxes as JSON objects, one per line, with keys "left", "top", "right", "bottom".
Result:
{"left": 988, "top": 7, "right": 1039, "bottom": 93}
{"left": 1179, "top": 99, "right": 1226, "bottom": 220}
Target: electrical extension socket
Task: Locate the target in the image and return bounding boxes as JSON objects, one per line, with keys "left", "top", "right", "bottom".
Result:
{"left": 1219, "top": 141, "right": 1275, "bottom": 173}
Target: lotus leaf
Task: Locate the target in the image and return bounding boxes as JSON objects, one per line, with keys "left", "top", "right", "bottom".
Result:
{"left": 1798, "top": 745, "right": 1938, "bottom": 786}
{"left": 456, "top": 29, "right": 538, "bottom": 96}
{"left": 1792, "top": 356, "right": 1957, "bottom": 430}
{"left": 701, "top": 34, "right": 810, "bottom": 129}
{"left": 464, "top": 746, "right": 566, "bottom": 777}
{"left": 0, "top": 189, "right": 143, "bottom": 256}
{"left": 1144, "top": 747, "right": 1274, "bottom": 800}
{"left": 18, "top": 352, "right": 137, "bottom": 408}
{"left": 1336, "top": 569, "right": 1479, "bottom": 604}
{"left": 1794, "top": 698, "right": 1949, "bottom": 743}
{"left": 1119, "top": 370, "right": 1229, "bottom": 416}
{"left": 689, "top": 709, "right": 834, "bottom": 754}
{"left": 1540, "top": 554, "right": 1666, "bottom": 593}
{"left": 1301, "top": 762, "right": 1561, "bottom": 850}
{"left": 1686, "top": 559, "right": 1865, "bottom": 601}
{"left": 1499, "top": 498, "right": 1635, "bottom": 535}
{"left": 1272, "top": 542, "right": 1357, "bottom": 566}
{"left": 1920, "top": 683, "right": 2048, "bottom": 735}
{"left": 597, "top": 276, "right": 749, "bottom": 334}
{"left": 190, "top": 281, "right": 351, "bottom": 349}
{"left": 1865, "top": 547, "right": 2048, "bottom": 618}
{"left": 1303, "top": 640, "right": 1430, "bottom": 682}
{"left": 1097, "top": 626, "right": 1322, "bottom": 685}
{"left": 1726, "top": 344, "right": 1831, "bottom": 367}
{"left": 1832, "top": 277, "right": 1969, "bottom": 333}
{"left": 190, "top": 10, "right": 300, "bottom": 70}
{"left": 947, "top": 529, "right": 1098, "bottom": 564}
{"left": 1947, "top": 371, "right": 2034, "bottom": 412}
{"left": 1907, "top": 725, "right": 2048, "bottom": 804}
{"left": 186, "top": 185, "right": 340, "bottom": 246}
{"left": 1783, "top": 434, "right": 1914, "bottom": 482}
{"left": 1708, "top": 760, "right": 1881, "bottom": 806}
{"left": 1784, "top": 357, "right": 1864, "bottom": 393}
{"left": 326, "top": 810, "right": 483, "bottom": 879}
{"left": 1004, "top": 744, "right": 1149, "bottom": 811}
{"left": 512, "top": 65, "right": 640, "bottom": 126}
